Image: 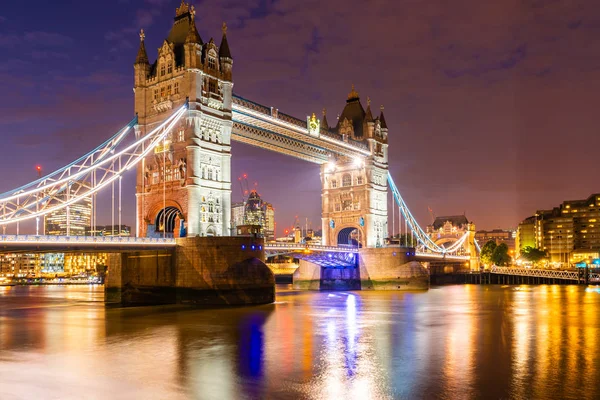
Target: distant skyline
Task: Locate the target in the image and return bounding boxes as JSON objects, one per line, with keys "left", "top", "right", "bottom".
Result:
{"left": 0, "top": 0, "right": 599, "bottom": 234}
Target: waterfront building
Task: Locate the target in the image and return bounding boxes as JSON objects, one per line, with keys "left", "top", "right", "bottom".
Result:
{"left": 0, "top": 253, "right": 42, "bottom": 277}
{"left": 426, "top": 215, "right": 469, "bottom": 253}
{"left": 44, "top": 182, "right": 91, "bottom": 236}
{"left": 516, "top": 216, "right": 536, "bottom": 258}
{"left": 518, "top": 193, "right": 600, "bottom": 264}
{"left": 475, "top": 229, "right": 516, "bottom": 252}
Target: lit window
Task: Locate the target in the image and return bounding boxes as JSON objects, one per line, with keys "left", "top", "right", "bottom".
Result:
{"left": 178, "top": 130, "right": 185, "bottom": 142}
{"left": 152, "top": 172, "right": 159, "bottom": 184}
{"left": 208, "top": 79, "right": 217, "bottom": 94}
{"left": 160, "top": 86, "right": 166, "bottom": 98}
{"left": 208, "top": 57, "right": 216, "bottom": 70}
{"left": 342, "top": 174, "right": 352, "bottom": 187}
{"left": 174, "top": 82, "right": 179, "bottom": 94}
{"left": 167, "top": 85, "right": 172, "bottom": 96}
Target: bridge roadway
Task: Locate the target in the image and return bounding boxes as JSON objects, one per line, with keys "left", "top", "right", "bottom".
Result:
{"left": 0, "top": 235, "right": 470, "bottom": 264}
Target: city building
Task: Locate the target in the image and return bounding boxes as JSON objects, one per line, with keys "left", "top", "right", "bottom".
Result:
{"left": 44, "top": 182, "right": 92, "bottom": 236}
{"left": 517, "top": 193, "right": 600, "bottom": 264}
{"left": 86, "top": 225, "right": 131, "bottom": 237}
{"left": 231, "top": 202, "right": 245, "bottom": 233}
{"left": 231, "top": 190, "right": 275, "bottom": 241}
{"left": 475, "top": 229, "right": 516, "bottom": 252}
{"left": 516, "top": 216, "right": 536, "bottom": 258}
{"left": 0, "top": 253, "right": 43, "bottom": 277}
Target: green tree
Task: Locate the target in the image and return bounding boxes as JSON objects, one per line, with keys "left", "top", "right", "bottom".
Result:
{"left": 520, "top": 246, "right": 547, "bottom": 264}
{"left": 480, "top": 240, "right": 497, "bottom": 265}
{"left": 492, "top": 243, "right": 511, "bottom": 266}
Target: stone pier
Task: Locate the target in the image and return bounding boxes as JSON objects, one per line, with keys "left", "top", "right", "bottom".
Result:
{"left": 292, "top": 247, "right": 429, "bottom": 291}
{"left": 105, "top": 237, "right": 275, "bottom": 306}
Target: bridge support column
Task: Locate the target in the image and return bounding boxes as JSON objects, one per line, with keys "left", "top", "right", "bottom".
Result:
{"left": 105, "top": 237, "right": 274, "bottom": 306}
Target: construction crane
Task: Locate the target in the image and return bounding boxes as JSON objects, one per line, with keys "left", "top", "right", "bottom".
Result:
{"left": 428, "top": 206, "right": 436, "bottom": 225}
{"left": 238, "top": 173, "right": 250, "bottom": 202}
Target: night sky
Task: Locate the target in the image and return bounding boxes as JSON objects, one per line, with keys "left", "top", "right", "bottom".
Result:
{"left": 0, "top": 0, "right": 599, "bottom": 235}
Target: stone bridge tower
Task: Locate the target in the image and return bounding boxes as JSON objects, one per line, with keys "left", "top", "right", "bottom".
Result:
{"left": 133, "top": 2, "right": 233, "bottom": 238}
{"left": 321, "top": 86, "right": 389, "bottom": 248}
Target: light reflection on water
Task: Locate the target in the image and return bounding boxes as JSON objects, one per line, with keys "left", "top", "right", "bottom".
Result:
{"left": 2, "top": 285, "right": 600, "bottom": 399}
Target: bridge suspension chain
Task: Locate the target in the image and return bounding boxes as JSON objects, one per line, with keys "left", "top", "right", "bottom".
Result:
{"left": 0, "top": 105, "right": 187, "bottom": 227}
{"left": 387, "top": 172, "right": 470, "bottom": 255}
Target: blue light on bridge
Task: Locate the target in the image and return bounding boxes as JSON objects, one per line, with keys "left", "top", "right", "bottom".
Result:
{"left": 251, "top": 245, "right": 256, "bottom": 250}
{"left": 242, "top": 244, "right": 246, "bottom": 250}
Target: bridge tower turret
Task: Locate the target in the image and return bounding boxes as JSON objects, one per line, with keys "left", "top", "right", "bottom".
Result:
{"left": 321, "top": 86, "right": 389, "bottom": 248}
{"left": 134, "top": 1, "right": 233, "bottom": 238}
{"left": 465, "top": 222, "right": 480, "bottom": 270}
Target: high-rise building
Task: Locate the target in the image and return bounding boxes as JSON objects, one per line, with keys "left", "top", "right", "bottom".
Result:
{"left": 44, "top": 181, "right": 91, "bottom": 236}
{"left": 518, "top": 193, "right": 600, "bottom": 264}
{"left": 231, "top": 190, "right": 275, "bottom": 241}
{"left": 516, "top": 217, "right": 536, "bottom": 258}
{"left": 264, "top": 203, "right": 275, "bottom": 240}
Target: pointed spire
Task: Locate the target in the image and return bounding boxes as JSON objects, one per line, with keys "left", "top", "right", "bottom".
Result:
{"left": 219, "top": 22, "right": 232, "bottom": 59}
{"left": 185, "top": 6, "right": 203, "bottom": 44}
{"left": 321, "top": 108, "right": 329, "bottom": 129}
{"left": 365, "top": 96, "right": 374, "bottom": 122}
{"left": 135, "top": 29, "right": 149, "bottom": 64}
{"left": 347, "top": 84, "right": 359, "bottom": 101}
{"left": 379, "top": 105, "right": 388, "bottom": 129}
{"left": 176, "top": 1, "right": 190, "bottom": 17}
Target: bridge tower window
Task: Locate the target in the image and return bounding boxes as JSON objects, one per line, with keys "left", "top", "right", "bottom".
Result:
{"left": 356, "top": 176, "right": 363, "bottom": 185}
{"left": 208, "top": 56, "right": 216, "bottom": 70}
{"left": 335, "top": 204, "right": 341, "bottom": 212}
{"left": 160, "top": 64, "right": 166, "bottom": 76}
{"left": 174, "top": 82, "right": 179, "bottom": 94}
{"left": 167, "top": 62, "right": 173, "bottom": 74}
{"left": 331, "top": 180, "right": 337, "bottom": 188}
{"left": 178, "top": 129, "right": 185, "bottom": 142}
{"left": 342, "top": 174, "right": 352, "bottom": 187}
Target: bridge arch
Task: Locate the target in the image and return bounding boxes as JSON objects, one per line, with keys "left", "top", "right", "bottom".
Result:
{"left": 335, "top": 226, "right": 364, "bottom": 248}
{"left": 155, "top": 206, "right": 181, "bottom": 235}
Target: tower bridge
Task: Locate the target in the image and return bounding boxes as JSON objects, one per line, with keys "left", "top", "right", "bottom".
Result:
{"left": 0, "top": 1, "right": 479, "bottom": 302}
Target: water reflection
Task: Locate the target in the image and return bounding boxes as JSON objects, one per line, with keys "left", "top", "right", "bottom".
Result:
{"left": 3, "top": 285, "right": 600, "bottom": 399}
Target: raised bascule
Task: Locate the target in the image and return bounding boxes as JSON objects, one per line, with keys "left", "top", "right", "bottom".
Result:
{"left": 0, "top": 2, "right": 479, "bottom": 304}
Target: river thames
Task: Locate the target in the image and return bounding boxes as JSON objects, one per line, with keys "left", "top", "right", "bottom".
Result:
{"left": 2, "top": 284, "right": 600, "bottom": 399}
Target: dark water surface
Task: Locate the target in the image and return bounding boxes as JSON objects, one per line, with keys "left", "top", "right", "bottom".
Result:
{"left": 2, "top": 284, "right": 600, "bottom": 399}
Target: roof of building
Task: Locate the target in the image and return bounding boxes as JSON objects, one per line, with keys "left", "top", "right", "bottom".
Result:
{"left": 335, "top": 85, "right": 366, "bottom": 138}
{"left": 431, "top": 215, "right": 469, "bottom": 230}
{"left": 219, "top": 23, "right": 232, "bottom": 59}
{"left": 135, "top": 35, "right": 149, "bottom": 65}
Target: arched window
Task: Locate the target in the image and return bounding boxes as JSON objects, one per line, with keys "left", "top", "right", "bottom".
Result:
{"left": 342, "top": 174, "right": 352, "bottom": 187}
{"left": 208, "top": 56, "right": 216, "bottom": 70}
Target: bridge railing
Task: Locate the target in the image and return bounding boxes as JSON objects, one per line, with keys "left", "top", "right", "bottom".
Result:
{"left": 415, "top": 252, "right": 470, "bottom": 261}
{"left": 0, "top": 235, "right": 176, "bottom": 245}
{"left": 490, "top": 266, "right": 580, "bottom": 280}
{"left": 264, "top": 242, "right": 359, "bottom": 253}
